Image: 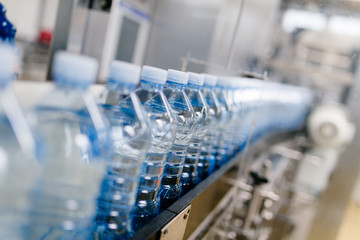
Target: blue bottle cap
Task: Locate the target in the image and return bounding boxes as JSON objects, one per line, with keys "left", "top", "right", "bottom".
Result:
{"left": 52, "top": 51, "right": 99, "bottom": 86}
{"left": 0, "top": 3, "right": 16, "bottom": 43}
{"left": 187, "top": 72, "right": 204, "bottom": 86}
{"left": 167, "top": 69, "right": 188, "bottom": 85}
{"left": 0, "top": 43, "right": 15, "bottom": 86}
{"left": 109, "top": 60, "right": 140, "bottom": 85}
{"left": 141, "top": 66, "right": 167, "bottom": 85}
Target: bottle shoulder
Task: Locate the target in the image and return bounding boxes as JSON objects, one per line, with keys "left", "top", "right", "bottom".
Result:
{"left": 100, "top": 93, "right": 151, "bottom": 137}
{"left": 163, "top": 88, "right": 194, "bottom": 113}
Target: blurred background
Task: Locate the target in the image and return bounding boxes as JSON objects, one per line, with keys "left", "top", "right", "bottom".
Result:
{"left": 2, "top": 0, "right": 360, "bottom": 239}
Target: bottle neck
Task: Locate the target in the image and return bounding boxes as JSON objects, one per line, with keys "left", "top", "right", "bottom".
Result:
{"left": 185, "top": 83, "right": 201, "bottom": 91}
{"left": 107, "top": 81, "right": 136, "bottom": 95}
{"left": 165, "top": 81, "right": 185, "bottom": 90}
{"left": 215, "top": 85, "right": 227, "bottom": 90}
{"left": 203, "top": 84, "right": 214, "bottom": 90}
{"left": 55, "top": 81, "right": 89, "bottom": 92}
{"left": 140, "top": 80, "right": 163, "bottom": 91}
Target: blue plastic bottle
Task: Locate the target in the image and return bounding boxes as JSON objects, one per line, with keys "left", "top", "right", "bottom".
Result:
{"left": 29, "top": 51, "right": 110, "bottom": 239}
{"left": 94, "top": 61, "right": 151, "bottom": 239}
{"left": 0, "top": 44, "right": 41, "bottom": 240}
{"left": 133, "top": 66, "right": 176, "bottom": 231}
{"left": 181, "top": 72, "right": 210, "bottom": 194}
{"left": 197, "top": 74, "right": 221, "bottom": 180}
{"left": 160, "top": 69, "right": 196, "bottom": 208}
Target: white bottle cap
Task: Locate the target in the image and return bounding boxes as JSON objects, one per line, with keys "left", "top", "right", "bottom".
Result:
{"left": 0, "top": 44, "right": 15, "bottom": 85}
{"left": 52, "top": 51, "right": 99, "bottom": 85}
{"left": 167, "top": 69, "right": 188, "bottom": 85}
{"left": 141, "top": 66, "right": 167, "bottom": 85}
{"left": 109, "top": 60, "right": 141, "bottom": 85}
{"left": 229, "top": 77, "right": 239, "bottom": 88}
{"left": 187, "top": 72, "right": 204, "bottom": 86}
{"left": 216, "top": 76, "right": 230, "bottom": 87}
{"left": 202, "top": 74, "right": 217, "bottom": 87}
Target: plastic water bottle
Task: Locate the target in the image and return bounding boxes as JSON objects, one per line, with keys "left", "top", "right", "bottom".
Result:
{"left": 133, "top": 66, "right": 176, "bottom": 231}
{"left": 94, "top": 61, "right": 151, "bottom": 239}
{"left": 29, "top": 51, "right": 110, "bottom": 239}
{"left": 213, "top": 77, "right": 232, "bottom": 167}
{"left": 222, "top": 78, "right": 241, "bottom": 160}
{"left": 0, "top": 44, "right": 41, "bottom": 240}
{"left": 181, "top": 72, "right": 210, "bottom": 194}
{"left": 197, "top": 74, "right": 221, "bottom": 180}
{"left": 235, "top": 78, "right": 264, "bottom": 148}
{"left": 160, "top": 69, "right": 196, "bottom": 208}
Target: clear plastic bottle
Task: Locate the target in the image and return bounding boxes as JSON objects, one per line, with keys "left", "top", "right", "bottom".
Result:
{"left": 160, "top": 69, "right": 196, "bottom": 208}
{"left": 213, "top": 77, "right": 232, "bottom": 168}
{"left": 225, "top": 78, "right": 242, "bottom": 158}
{"left": 29, "top": 51, "right": 110, "bottom": 239}
{"left": 94, "top": 61, "right": 151, "bottom": 239}
{"left": 0, "top": 44, "right": 41, "bottom": 240}
{"left": 133, "top": 66, "right": 176, "bottom": 231}
{"left": 181, "top": 72, "right": 210, "bottom": 194}
{"left": 197, "top": 74, "right": 221, "bottom": 181}
{"left": 235, "top": 78, "right": 263, "bottom": 148}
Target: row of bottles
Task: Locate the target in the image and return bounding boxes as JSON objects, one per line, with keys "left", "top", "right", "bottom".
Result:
{"left": 0, "top": 44, "right": 313, "bottom": 240}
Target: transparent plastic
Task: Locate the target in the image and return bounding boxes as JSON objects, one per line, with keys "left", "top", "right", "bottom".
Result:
{"left": 29, "top": 84, "right": 110, "bottom": 239}
{"left": 95, "top": 82, "right": 150, "bottom": 239}
{"left": 198, "top": 85, "right": 221, "bottom": 181}
{"left": 182, "top": 83, "right": 210, "bottom": 194}
{"left": 160, "top": 80, "right": 196, "bottom": 209}
{"left": 213, "top": 83, "right": 232, "bottom": 168}
{"left": 133, "top": 80, "right": 176, "bottom": 231}
{"left": 0, "top": 85, "right": 41, "bottom": 240}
